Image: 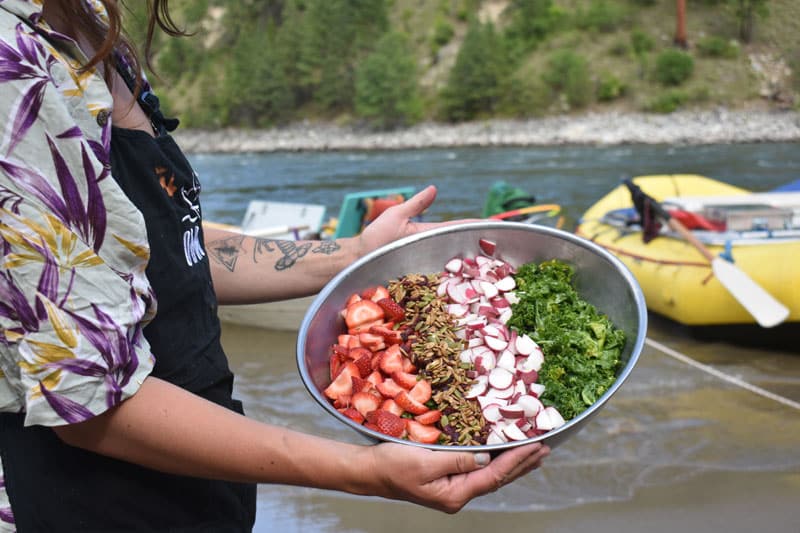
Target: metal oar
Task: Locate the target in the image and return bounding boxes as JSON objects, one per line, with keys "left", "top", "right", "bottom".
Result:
{"left": 623, "top": 178, "right": 789, "bottom": 328}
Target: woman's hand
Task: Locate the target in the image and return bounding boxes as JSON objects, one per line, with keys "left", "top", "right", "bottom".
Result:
{"left": 357, "top": 185, "right": 473, "bottom": 259}
{"left": 363, "top": 441, "right": 550, "bottom": 513}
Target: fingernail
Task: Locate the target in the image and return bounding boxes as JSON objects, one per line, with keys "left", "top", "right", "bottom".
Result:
{"left": 475, "top": 453, "right": 490, "bottom": 467}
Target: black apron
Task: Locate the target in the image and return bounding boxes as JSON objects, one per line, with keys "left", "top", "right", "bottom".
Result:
{"left": 0, "top": 85, "right": 256, "bottom": 532}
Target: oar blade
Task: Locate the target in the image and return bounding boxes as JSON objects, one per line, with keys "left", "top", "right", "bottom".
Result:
{"left": 711, "top": 258, "right": 790, "bottom": 328}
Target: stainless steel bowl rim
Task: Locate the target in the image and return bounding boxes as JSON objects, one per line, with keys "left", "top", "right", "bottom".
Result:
{"left": 297, "top": 221, "right": 648, "bottom": 451}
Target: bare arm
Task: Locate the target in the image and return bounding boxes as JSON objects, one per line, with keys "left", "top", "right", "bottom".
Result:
{"left": 53, "top": 376, "right": 549, "bottom": 513}
{"left": 205, "top": 186, "right": 458, "bottom": 305}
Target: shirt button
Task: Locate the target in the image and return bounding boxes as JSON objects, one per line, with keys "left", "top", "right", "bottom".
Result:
{"left": 96, "top": 110, "right": 110, "bottom": 127}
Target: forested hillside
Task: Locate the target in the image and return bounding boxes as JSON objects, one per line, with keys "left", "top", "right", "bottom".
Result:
{"left": 123, "top": 0, "right": 799, "bottom": 130}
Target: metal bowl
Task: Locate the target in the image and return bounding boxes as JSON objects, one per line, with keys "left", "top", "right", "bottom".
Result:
{"left": 297, "top": 221, "right": 647, "bottom": 451}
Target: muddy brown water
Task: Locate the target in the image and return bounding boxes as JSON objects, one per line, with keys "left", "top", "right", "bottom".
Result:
{"left": 220, "top": 315, "right": 800, "bottom": 533}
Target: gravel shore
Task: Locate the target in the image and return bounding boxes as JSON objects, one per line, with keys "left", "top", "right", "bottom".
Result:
{"left": 173, "top": 109, "right": 800, "bottom": 154}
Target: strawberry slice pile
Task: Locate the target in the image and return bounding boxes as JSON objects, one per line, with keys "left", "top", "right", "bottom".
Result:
{"left": 324, "top": 285, "right": 443, "bottom": 444}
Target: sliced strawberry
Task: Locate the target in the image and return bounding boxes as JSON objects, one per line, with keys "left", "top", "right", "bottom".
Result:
{"left": 365, "top": 370, "right": 383, "bottom": 387}
{"left": 379, "top": 345, "right": 405, "bottom": 375}
{"left": 401, "top": 356, "right": 416, "bottom": 373}
{"left": 358, "top": 332, "right": 386, "bottom": 352}
{"left": 380, "top": 398, "right": 405, "bottom": 417}
{"left": 360, "top": 286, "right": 379, "bottom": 300}
{"left": 332, "top": 394, "right": 351, "bottom": 409}
{"left": 324, "top": 362, "right": 359, "bottom": 400}
{"left": 391, "top": 370, "right": 419, "bottom": 390}
{"left": 368, "top": 410, "right": 406, "bottom": 438}
{"left": 395, "top": 390, "right": 429, "bottom": 415}
{"left": 414, "top": 409, "right": 442, "bottom": 425}
{"left": 364, "top": 422, "right": 381, "bottom": 433}
{"left": 350, "top": 376, "right": 371, "bottom": 394}
{"left": 352, "top": 352, "right": 373, "bottom": 379}
{"left": 376, "top": 378, "right": 406, "bottom": 398}
{"left": 345, "top": 300, "right": 384, "bottom": 330}
{"left": 345, "top": 293, "right": 362, "bottom": 307}
{"left": 348, "top": 319, "right": 384, "bottom": 335}
{"left": 406, "top": 420, "right": 443, "bottom": 444}
{"left": 346, "top": 346, "right": 371, "bottom": 361}
{"left": 338, "top": 407, "right": 365, "bottom": 424}
{"left": 408, "top": 379, "right": 432, "bottom": 404}
{"left": 376, "top": 298, "right": 405, "bottom": 321}
{"left": 364, "top": 286, "right": 391, "bottom": 302}
{"left": 331, "top": 344, "right": 349, "bottom": 358}
{"left": 368, "top": 324, "right": 403, "bottom": 345}
{"left": 352, "top": 391, "right": 382, "bottom": 417}
{"left": 329, "top": 354, "right": 344, "bottom": 381}
{"left": 370, "top": 351, "right": 384, "bottom": 371}
{"left": 337, "top": 334, "right": 356, "bottom": 347}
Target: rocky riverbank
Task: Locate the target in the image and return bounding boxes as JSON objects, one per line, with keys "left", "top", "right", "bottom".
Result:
{"left": 172, "top": 109, "right": 800, "bottom": 154}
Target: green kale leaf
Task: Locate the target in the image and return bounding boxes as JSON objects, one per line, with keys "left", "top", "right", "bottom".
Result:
{"left": 507, "top": 259, "right": 625, "bottom": 420}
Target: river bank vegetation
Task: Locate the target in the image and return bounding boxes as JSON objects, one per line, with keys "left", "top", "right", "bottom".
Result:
{"left": 124, "top": 0, "right": 799, "bottom": 131}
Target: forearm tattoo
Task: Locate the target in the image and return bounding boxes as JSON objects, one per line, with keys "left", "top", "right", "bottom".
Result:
{"left": 207, "top": 235, "right": 342, "bottom": 272}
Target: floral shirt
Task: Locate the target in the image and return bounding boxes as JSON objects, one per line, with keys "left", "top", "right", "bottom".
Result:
{"left": 0, "top": 1, "right": 157, "bottom": 529}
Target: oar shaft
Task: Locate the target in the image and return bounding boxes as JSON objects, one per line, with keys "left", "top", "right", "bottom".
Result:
{"left": 665, "top": 217, "right": 715, "bottom": 263}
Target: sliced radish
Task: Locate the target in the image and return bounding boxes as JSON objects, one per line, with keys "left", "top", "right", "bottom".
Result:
{"left": 447, "top": 303, "right": 468, "bottom": 317}
{"left": 515, "top": 334, "right": 539, "bottom": 356}
{"left": 477, "top": 304, "right": 499, "bottom": 318}
{"left": 486, "top": 385, "right": 516, "bottom": 400}
{"left": 482, "top": 404, "right": 503, "bottom": 422}
{"left": 484, "top": 335, "right": 508, "bottom": 352}
{"left": 495, "top": 276, "right": 516, "bottom": 292}
{"left": 498, "top": 404, "right": 525, "bottom": 419}
{"left": 524, "top": 349, "right": 545, "bottom": 372}
{"left": 479, "top": 238, "right": 496, "bottom": 256}
{"left": 446, "top": 281, "right": 467, "bottom": 303}
{"left": 481, "top": 324, "right": 501, "bottom": 338}
{"left": 465, "top": 377, "right": 488, "bottom": 398}
{"left": 458, "top": 348, "right": 474, "bottom": 364}
{"left": 496, "top": 350, "right": 516, "bottom": 371}
{"left": 529, "top": 382, "right": 546, "bottom": 397}
{"left": 488, "top": 367, "right": 513, "bottom": 390}
{"left": 516, "top": 395, "right": 544, "bottom": 417}
{"left": 519, "top": 368, "right": 539, "bottom": 385}
{"left": 486, "top": 429, "right": 506, "bottom": 445}
{"left": 478, "top": 395, "right": 507, "bottom": 409}
{"left": 467, "top": 336, "right": 484, "bottom": 348}
{"left": 490, "top": 296, "right": 510, "bottom": 309}
{"left": 502, "top": 423, "right": 528, "bottom": 441}
{"left": 486, "top": 384, "right": 515, "bottom": 399}
{"left": 474, "top": 352, "right": 496, "bottom": 374}
{"left": 535, "top": 406, "right": 566, "bottom": 431}
{"left": 445, "top": 258, "right": 463, "bottom": 273}
{"left": 479, "top": 281, "right": 499, "bottom": 299}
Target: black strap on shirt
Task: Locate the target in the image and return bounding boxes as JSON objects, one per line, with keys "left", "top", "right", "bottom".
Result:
{"left": 115, "top": 57, "right": 180, "bottom": 136}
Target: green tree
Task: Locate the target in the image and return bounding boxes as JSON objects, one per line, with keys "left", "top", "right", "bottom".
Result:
{"left": 730, "top": 0, "right": 769, "bottom": 43}
{"left": 542, "top": 50, "right": 592, "bottom": 109}
{"left": 440, "top": 21, "right": 511, "bottom": 121}
{"left": 654, "top": 49, "right": 694, "bottom": 86}
{"left": 304, "top": 0, "right": 389, "bottom": 112}
{"left": 503, "top": 0, "right": 562, "bottom": 56}
{"left": 221, "top": 22, "right": 294, "bottom": 126}
{"left": 355, "top": 32, "right": 422, "bottom": 129}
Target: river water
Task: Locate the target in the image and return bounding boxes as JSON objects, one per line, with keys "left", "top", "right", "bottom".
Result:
{"left": 188, "top": 143, "right": 800, "bottom": 533}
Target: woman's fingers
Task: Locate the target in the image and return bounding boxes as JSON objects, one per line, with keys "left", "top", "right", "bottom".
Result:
{"left": 453, "top": 443, "right": 550, "bottom": 497}
{"left": 394, "top": 185, "right": 437, "bottom": 220}
{"left": 396, "top": 443, "right": 550, "bottom": 514}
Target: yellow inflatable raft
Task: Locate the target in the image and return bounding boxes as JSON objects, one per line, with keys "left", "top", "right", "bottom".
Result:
{"left": 575, "top": 175, "right": 800, "bottom": 326}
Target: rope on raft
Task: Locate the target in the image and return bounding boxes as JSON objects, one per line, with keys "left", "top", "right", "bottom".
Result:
{"left": 645, "top": 337, "right": 800, "bottom": 411}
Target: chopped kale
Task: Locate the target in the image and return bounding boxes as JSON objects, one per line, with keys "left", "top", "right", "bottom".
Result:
{"left": 507, "top": 260, "right": 626, "bottom": 420}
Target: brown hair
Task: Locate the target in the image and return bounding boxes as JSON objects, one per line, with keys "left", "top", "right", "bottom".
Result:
{"left": 65, "top": 0, "right": 185, "bottom": 93}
